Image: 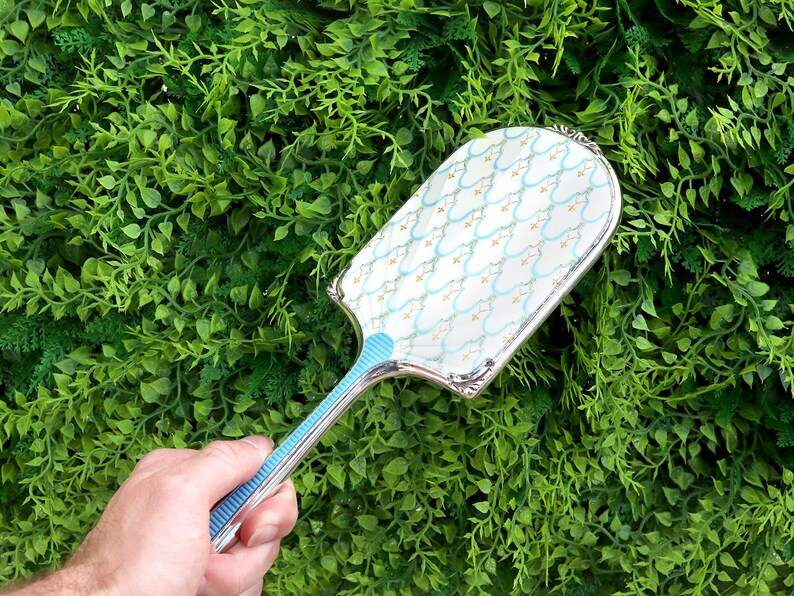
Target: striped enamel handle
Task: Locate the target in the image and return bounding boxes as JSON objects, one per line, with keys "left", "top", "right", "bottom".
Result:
{"left": 209, "top": 333, "right": 394, "bottom": 552}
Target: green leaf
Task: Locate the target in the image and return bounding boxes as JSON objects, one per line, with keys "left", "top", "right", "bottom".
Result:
{"left": 1, "top": 41, "right": 20, "bottom": 58}
{"left": 274, "top": 224, "right": 289, "bottom": 241}
{"left": 248, "top": 283, "right": 264, "bottom": 310}
{"left": 610, "top": 270, "right": 631, "bottom": 286}
{"left": 250, "top": 94, "right": 266, "bottom": 118}
{"left": 746, "top": 281, "right": 769, "bottom": 297}
{"left": 356, "top": 515, "right": 378, "bottom": 531}
{"left": 482, "top": 1, "right": 501, "bottom": 18}
{"left": 230, "top": 208, "right": 250, "bottom": 234}
{"left": 320, "top": 555, "right": 337, "bottom": 573}
{"left": 140, "top": 378, "right": 171, "bottom": 403}
{"left": 193, "top": 399, "right": 213, "bottom": 419}
{"left": 395, "top": 127, "right": 413, "bottom": 146}
{"left": 9, "top": 21, "right": 30, "bottom": 42}
{"left": 121, "top": 223, "right": 141, "bottom": 239}
{"left": 660, "top": 182, "right": 675, "bottom": 198}
{"left": 328, "top": 464, "right": 345, "bottom": 488}
{"left": 196, "top": 318, "right": 211, "bottom": 341}
{"left": 151, "top": 237, "right": 165, "bottom": 255}
{"left": 186, "top": 14, "right": 201, "bottom": 31}
{"left": 383, "top": 457, "right": 408, "bottom": 475}
{"left": 765, "top": 316, "right": 784, "bottom": 331}
{"left": 98, "top": 176, "right": 116, "bottom": 190}
{"left": 139, "top": 129, "right": 157, "bottom": 149}
{"left": 719, "top": 552, "right": 738, "bottom": 568}
{"left": 141, "top": 188, "right": 161, "bottom": 208}
{"left": 141, "top": 3, "right": 155, "bottom": 20}
{"left": 26, "top": 9, "right": 46, "bottom": 29}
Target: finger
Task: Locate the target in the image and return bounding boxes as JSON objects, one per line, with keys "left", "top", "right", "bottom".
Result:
{"left": 176, "top": 437, "right": 275, "bottom": 505}
{"left": 200, "top": 540, "right": 280, "bottom": 596}
{"left": 239, "top": 480, "right": 298, "bottom": 547}
{"left": 240, "top": 581, "right": 264, "bottom": 596}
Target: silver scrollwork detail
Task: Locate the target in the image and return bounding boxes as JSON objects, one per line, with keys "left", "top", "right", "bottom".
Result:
{"left": 547, "top": 124, "right": 604, "bottom": 159}
{"left": 447, "top": 359, "right": 496, "bottom": 397}
{"left": 326, "top": 266, "right": 349, "bottom": 302}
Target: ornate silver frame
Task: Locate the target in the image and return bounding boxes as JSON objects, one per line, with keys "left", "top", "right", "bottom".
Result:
{"left": 328, "top": 125, "right": 622, "bottom": 399}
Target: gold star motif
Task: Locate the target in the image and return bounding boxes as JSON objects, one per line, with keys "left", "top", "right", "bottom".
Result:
{"left": 512, "top": 296, "right": 520, "bottom": 304}
{"left": 512, "top": 169, "right": 520, "bottom": 177}
{"left": 453, "top": 256, "right": 461, "bottom": 264}
{"left": 484, "top": 156, "right": 492, "bottom": 162}
{"left": 400, "top": 223, "right": 407, "bottom": 231}
{"left": 475, "top": 188, "right": 482, "bottom": 196}
{"left": 521, "top": 138, "right": 528, "bottom": 146}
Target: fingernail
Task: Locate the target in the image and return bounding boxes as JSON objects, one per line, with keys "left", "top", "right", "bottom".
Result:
{"left": 242, "top": 436, "right": 274, "bottom": 454}
{"left": 249, "top": 524, "right": 278, "bottom": 546}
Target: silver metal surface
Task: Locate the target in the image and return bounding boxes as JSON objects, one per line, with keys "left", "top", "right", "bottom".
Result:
{"left": 327, "top": 126, "right": 622, "bottom": 398}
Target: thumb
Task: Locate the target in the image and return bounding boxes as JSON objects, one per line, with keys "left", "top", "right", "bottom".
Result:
{"left": 179, "top": 436, "right": 274, "bottom": 505}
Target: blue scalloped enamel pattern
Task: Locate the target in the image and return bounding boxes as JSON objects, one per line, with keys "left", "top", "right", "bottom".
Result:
{"left": 338, "top": 127, "right": 619, "bottom": 376}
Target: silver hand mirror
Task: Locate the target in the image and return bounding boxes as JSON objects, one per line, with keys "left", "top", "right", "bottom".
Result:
{"left": 209, "top": 125, "right": 622, "bottom": 551}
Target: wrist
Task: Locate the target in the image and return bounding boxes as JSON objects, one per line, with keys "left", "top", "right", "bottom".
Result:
{"left": 14, "top": 564, "right": 120, "bottom": 596}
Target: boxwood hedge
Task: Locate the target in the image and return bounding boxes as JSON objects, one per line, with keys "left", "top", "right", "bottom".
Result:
{"left": 2, "top": 0, "right": 794, "bottom": 593}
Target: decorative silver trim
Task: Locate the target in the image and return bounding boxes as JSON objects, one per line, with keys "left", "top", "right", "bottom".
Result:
{"left": 447, "top": 359, "right": 496, "bottom": 397}
{"left": 327, "top": 266, "right": 348, "bottom": 303}
{"left": 547, "top": 124, "right": 604, "bottom": 159}
{"left": 327, "top": 266, "right": 365, "bottom": 358}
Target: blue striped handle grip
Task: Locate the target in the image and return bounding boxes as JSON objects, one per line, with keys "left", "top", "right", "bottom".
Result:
{"left": 209, "top": 333, "right": 394, "bottom": 552}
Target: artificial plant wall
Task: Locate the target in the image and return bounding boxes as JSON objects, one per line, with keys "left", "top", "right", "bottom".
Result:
{"left": 1, "top": 0, "right": 794, "bottom": 593}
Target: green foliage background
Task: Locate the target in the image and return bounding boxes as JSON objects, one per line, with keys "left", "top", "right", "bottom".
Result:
{"left": 1, "top": 0, "right": 794, "bottom": 593}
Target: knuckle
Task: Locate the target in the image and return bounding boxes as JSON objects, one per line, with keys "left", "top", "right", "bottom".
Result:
{"left": 138, "top": 448, "right": 167, "bottom": 466}
{"left": 142, "top": 470, "right": 185, "bottom": 499}
{"left": 201, "top": 440, "right": 246, "bottom": 472}
{"left": 201, "top": 440, "right": 232, "bottom": 461}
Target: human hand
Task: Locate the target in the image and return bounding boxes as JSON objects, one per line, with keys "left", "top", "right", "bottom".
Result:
{"left": 13, "top": 437, "right": 298, "bottom": 596}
